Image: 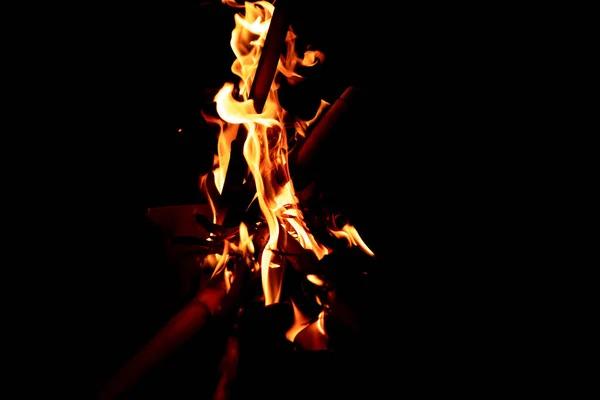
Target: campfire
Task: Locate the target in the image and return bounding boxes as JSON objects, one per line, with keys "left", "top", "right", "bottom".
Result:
{"left": 100, "top": 1, "right": 377, "bottom": 398}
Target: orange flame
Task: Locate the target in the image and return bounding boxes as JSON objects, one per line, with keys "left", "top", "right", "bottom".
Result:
{"left": 201, "top": 1, "right": 374, "bottom": 308}
{"left": 330, "top": 223, "right": 375, "bottom": 257}
{"left": 201, "top": 0, "right": 331, "bottom": 306}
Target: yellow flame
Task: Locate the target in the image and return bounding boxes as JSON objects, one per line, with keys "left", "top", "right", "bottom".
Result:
{"left": 239, "top": 221, "right": 255, "bottom": 256}
{"left": 306, "top": 274, "right": 324, "bottom": 286}
{"left": 317, "top": 310, "right": 326, "bottom": 336}
{"left": 229, "top": 221, "right": 257, "bottom": 269}
{"left": 224, "top": 268, "right": 233, "bottom": 292}
{"left": 211, "top": 241, "right": 230, "bottom": 279}
{"left": 330, "top": 223, "right": 375, "bottom": 257}
{"left": 209, "top": 1, "right": 330, "bottom": 305}
{"left": 285, "top": 299, "right": 311, "bottom": 342}
{"left": 199, "top": 174, "right": 218, "bottom": 224}
{"left": 229, "top": 1, "right": 274, "bottom": 99}
{"left": 278, "top": 29, "right": 325, "bottom": 85}
{"left": 201, "top": 1, "right": 374, "bottom": 306}
{"left": 201, "top": 114, "right": 240, "bottom": 195}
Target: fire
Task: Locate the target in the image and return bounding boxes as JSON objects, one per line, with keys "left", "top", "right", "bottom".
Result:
{"left": 329, "top": 222, "right": 375, "bottom": 257}
{"left": 199, "top": 0, "right": 374, "bottom": 344}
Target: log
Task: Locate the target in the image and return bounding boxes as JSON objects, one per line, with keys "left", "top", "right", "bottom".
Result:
{"left": 99, "top": 261, "right": 251, "bottom": 400}
{"left": 289, "top": 86, "right": 364, "bottom": 191}
{"left": 98, "top": 288, "right": 225, "bottom": 399}
{"left": 249, "top": 0, "right": 291, "bottom": 114}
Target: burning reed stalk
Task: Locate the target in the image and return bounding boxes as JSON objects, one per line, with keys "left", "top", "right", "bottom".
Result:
{"left": 99, "top": 262, "right": 251, "bottom": 400}
{"left": 98, "top": 288, "right": 225, "bottom": 400}
{"left": 289, "top": 86, "right": 364, "bottom": 191}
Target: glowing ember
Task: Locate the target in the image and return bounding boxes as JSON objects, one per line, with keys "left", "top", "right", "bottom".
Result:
{"left": 199, "top": 0, "right": 374, "bottom": 344}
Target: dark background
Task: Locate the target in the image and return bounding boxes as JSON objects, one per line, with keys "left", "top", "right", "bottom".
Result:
{"left": 36, "top": 0, "right": 529, "bottom": 397}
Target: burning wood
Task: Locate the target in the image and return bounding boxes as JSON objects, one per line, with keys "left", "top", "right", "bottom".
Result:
{"left": 99, "top": 286, "right": 226, "bottom": 400}
{"left": 248, "top": 0, "right": 291, "bottom": 114}
{"left": 102, "top": 1, "right": 376, "bottom": 397}
{"left": 213, "top": 334, "right": 239, "bottom": 400}
{"left": 288, "top": 86, "right": 364, "bottom": 191}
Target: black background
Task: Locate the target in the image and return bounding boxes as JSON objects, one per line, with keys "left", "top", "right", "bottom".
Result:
{"left": 29, "top": 0, "right": 531, "bottom": 397}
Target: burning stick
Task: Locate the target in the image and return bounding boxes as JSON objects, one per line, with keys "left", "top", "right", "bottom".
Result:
{"left": 289, "top": 86, "right": 364, "bottom": 191}
{"left": 248, "top": 0, "right": 291, "bottom": 114}
{"left": 99, "top": 262, "right": 251, "bottom": 400}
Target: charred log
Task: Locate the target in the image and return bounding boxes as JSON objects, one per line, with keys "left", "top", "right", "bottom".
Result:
{"left": 289, "top": 86, "right": 364, "bottom": 191}
{"left": 249, "top": 0, "right": 291, "bottom": 114}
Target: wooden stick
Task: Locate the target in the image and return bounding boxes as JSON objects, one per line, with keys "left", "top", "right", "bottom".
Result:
{"left": 99, "top": 261, "right": 251, "bottom": 400}
{"left": 98, "top": 288, "right": 225, "bottom": 399}
{"left": 289, "top": 86, "right": 363, "bottom": 190}
{"left": 248, "top": 0, "right": 291, "bottom": 114}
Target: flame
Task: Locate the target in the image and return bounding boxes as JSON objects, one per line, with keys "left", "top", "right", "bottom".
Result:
{"left": 201, "top": 0, "right": 331, "bottom": 306}
{"left": 316, "top": 310, "right": 326, "bottom": 336}
{"left": 229, "top": 222, "right": 255, "bottom": 259}
{"left": 330, "top": 223, "right": 375, "bottom": 257}
{"left": 200, "top": 117, "right": 240, "bottom": 196}
{"left": 201, "top": 1, "right": 374, "bottom": 309}
{"left": 306, "top": 274, "right": 324, "bottom": 286}
{"left": 224, "top": 268, "right": 233, "bottom": 292}
{"left": 285, "top": 299, "right": 311, "bottom": 342}
{"left": 294, "top": 99, "right": 329, "bottom": 138}
{"left": 287, "top": 306, "right": 329, "bottom": 349}
{"left": 199, "top": 173, "right": 219, "bottom": 224}
{"left": 211, "top": 241, "right": 230, "bottom": 279}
